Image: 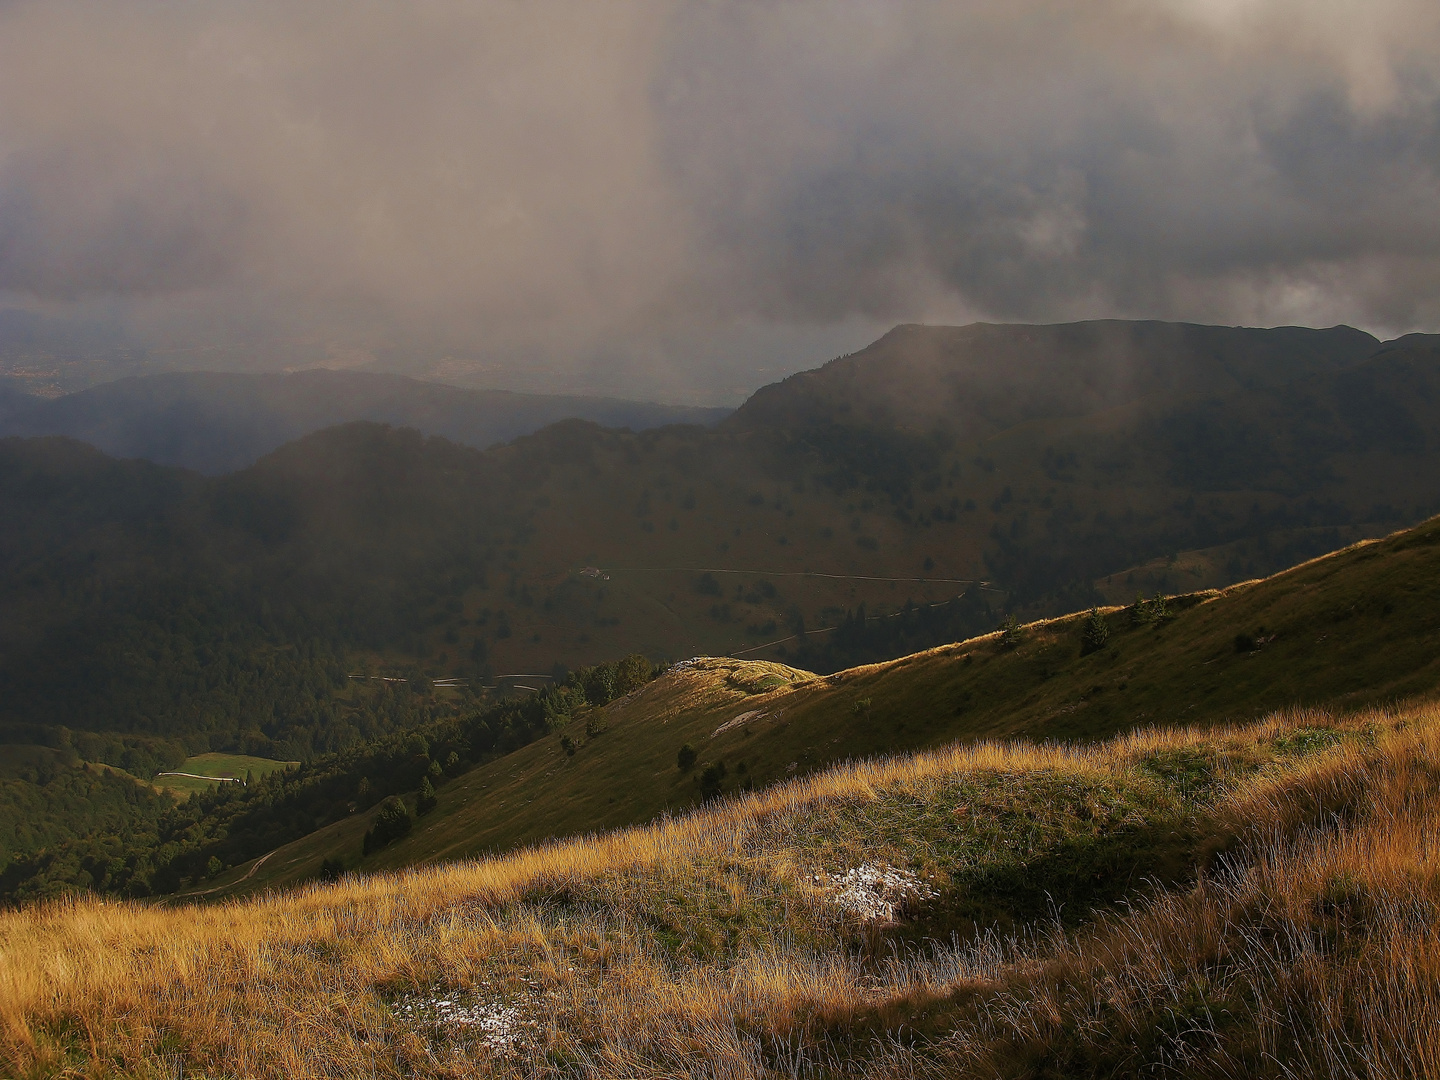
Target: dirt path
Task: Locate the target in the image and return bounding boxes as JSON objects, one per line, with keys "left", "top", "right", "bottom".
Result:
{"left": 156, "top": 771, "right": 243, "bottom": 783}
{"left": 164, "top": 848, "right": 279, "bottom": 903}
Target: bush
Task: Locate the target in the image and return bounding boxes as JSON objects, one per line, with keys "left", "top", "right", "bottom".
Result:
{"left": 559, "top": 732, "right": 577, "bottom": 756}
{"left": 318, "top": 857, "right": 345, "bottom": 882}
{"left": 416, "top": 777, "right": 437, "bottom": 816}
{"left": 585, "top": 714, "right": 608, "bottom": 737}
{"left": 1130, "top": 591, "right": 1172, "bottom": 626}
{"left": 1081, "top": 606, "right": 1111, "bottom": 655}
{"left": 998, "top": 614, "right": 1024, "bottom": 650}
{"left": 699, "top": 760, "right": 727, "bottom": 800}
{"left": 612, "top": 654, "right": 653, "bottom": 697}
{"left": 583, "top": 666, "right": 617, "bottom": 706}
{"left": 677, "top": 743, "right": 697, "bottom": 771}
{"left": 362, "top": 796, "right": 413, "bottom": 854}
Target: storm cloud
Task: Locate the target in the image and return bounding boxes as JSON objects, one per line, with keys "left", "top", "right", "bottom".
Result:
{"left": 0, "top": 0, "right": 1438, "bottom": 400}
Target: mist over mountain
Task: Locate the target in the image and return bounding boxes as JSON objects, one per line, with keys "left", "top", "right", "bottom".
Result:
{"left": 0, "top": 370, "right": 730, "bottom": 474}
{"left": 0, "top": 3, "right": 1438, "bottom": 396}
{"left": 4, "top": 318, "right": 1440, "bottom": 763}
{"left": 730, "top": 321, "right": 1379, "bottom": 437}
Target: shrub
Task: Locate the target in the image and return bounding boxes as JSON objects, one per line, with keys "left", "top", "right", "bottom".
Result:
{"left": 1131, "top": 592, "right": 1172, "bottom": 626}
{"left": 416, "top": 777, "right": 437, "bottom": 816}
{"left": 585, "top": 714, "right": 608, "bottom": 737}
{"left": 583, "top": 666, "right": 617, "bottom": 706}
{"left": 362, "top": 796, "right": 413, "bottom": 854}
{"left": 677, "top": 743, "right": 697, "bottom": 771}
{"left": 318, "top": 858, "right": 345, "bottom": 882}
{"left": 559, "top": 733, "right": 577, "bottom": 756}
{"left": 612, "top": 653, "right": 653, "bottom": 696}
{"left": 998, "top": 614, "right": 1024, "bottom": 649}
{"left": 1081, "top": 606, "right": 1111, "bottom": 655}
{"left": 699, "top": 760, "right": 727, "bottom": 800}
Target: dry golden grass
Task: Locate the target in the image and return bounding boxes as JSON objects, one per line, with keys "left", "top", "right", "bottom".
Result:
{"left": 4, "top": 702, "right": 1440, "bottom": 1077}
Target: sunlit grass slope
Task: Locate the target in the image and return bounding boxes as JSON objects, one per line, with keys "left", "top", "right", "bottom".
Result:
{"left": 224, "top": 514, "right": 1440, "bottom": 896}
{"left": 5, "top": 701, "right": 1440, "bottom": 1077}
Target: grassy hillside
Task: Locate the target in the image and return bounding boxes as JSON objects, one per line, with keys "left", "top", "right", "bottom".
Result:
{"left": 211, "top": 511, "right": 1440, "bottom": 897}
{"left": 5, "top": 699, "right": 1438, "bottom": 1078}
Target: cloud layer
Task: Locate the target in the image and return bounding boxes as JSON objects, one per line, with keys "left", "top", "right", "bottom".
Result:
{"left": 1, "top": 0, "right": 1437, "bottom": 399}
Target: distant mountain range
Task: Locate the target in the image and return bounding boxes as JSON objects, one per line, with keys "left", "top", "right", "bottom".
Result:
{"left": 4, "top": 318, "right": 1440, "bottom": 763}
{"left": 0, "top": 369, "right": 732, "bottom": 474}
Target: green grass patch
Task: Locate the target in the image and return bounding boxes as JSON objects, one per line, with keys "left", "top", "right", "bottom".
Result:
{"left": 152, "top": 753, "right": 297, "bottom": 797}
{"left": 761, "top": 768, "right": 1194, "bottom": 938}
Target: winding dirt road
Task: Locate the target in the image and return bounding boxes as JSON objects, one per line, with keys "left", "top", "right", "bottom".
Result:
{"left": 163, "top": 848, "right": 279, "bottom": 904}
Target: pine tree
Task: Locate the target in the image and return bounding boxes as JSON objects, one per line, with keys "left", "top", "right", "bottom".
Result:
{"left": 998, "top": 614, "right": 1023, "bottom": 649}
{"left": 1081, "top": 606, "right": 1111, "bottom": 655}
{"left": 417, "top": 776, "right": 438, "bottom": 816}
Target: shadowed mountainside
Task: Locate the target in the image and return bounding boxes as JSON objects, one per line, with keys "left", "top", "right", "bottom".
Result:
{"left": 4, "top": 323, "right": 1440, "bottom": 762}
{"left": 728, "top": 320, "right": 1378, "bottom": 437}
{"left": 9, "top": 503, "right": 1440, "bottom": 908}
{"left": 200, "top": 509, "right": 1440, "bottom": 898}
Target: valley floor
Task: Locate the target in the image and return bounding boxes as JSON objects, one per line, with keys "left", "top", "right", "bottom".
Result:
{"left": 5, "top": 697, "right": 1440, "bottom": 1078}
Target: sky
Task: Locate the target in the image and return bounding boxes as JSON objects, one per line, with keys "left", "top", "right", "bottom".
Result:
{"left": 0, "top": 0, "right": 1438, "bottom": 403}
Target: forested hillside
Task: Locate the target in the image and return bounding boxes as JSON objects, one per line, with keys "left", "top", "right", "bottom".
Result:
{"left": 4, "top": 324, "right": 1440, "bottom": 755}
{"left": 5, "top": 320, "right": 1440, "bottom": 906}
{"left": 0, "top": 655, "right": 655, "bottom": 902}
{"left": 209, "top": 508, "right": 1440, "bottom": 899}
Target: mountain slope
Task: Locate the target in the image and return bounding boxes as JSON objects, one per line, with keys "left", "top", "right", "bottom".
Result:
{"left": 0, "top": 369, "right": 730, "bottom": 473}
{"left": 6, "top": 695, "right": 1437, "bottom": 1078}
{"left": 728, "top": 320, "right": 1378, "bottom": 437}
{"left": 5, "top": 325, "right": 1440, "bottom": 759}
{"left": 214, "top": 510, "right": 1440, "bottom": 898}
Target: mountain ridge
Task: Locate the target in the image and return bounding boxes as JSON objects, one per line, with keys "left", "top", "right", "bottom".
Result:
{"left": 727, "top": 319, "right": 1380, "bottom": 437}
{"left": 0, "top": 368, "right": 732, "bottom": 474}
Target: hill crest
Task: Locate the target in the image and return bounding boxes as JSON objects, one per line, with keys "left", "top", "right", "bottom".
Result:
{"left": 0, "top": 368, "right": 731, "bottom": 474}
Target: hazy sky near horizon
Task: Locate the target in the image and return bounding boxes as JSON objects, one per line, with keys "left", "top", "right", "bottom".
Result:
{"left": 1, "top": 0, "right": 1438, "bottom": 401}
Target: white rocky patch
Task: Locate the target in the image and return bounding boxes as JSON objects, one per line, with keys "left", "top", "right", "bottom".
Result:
{"left": 391, "top": 987, "right": 540, "bottom": 1055}
{"left": 712, "top": 708, "right": 774, "bottom": 737}
{"left": 814, "top": 864, "right": 937, "bottom": 923}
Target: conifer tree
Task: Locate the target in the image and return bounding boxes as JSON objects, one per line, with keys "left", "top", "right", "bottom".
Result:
{"left": 1082, "top": 606, "right": 1111, "bottom": 655}
{"left": 417, "top": 776, "right": 438, "bottom": 816}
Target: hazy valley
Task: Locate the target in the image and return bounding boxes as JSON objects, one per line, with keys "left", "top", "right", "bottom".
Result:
{"left": 5, "top": 320, "right": 1440, "bottom": 1077}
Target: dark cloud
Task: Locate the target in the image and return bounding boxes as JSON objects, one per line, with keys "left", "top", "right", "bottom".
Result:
{"left": 0, "top": 0, "right": 1437, "bottom": 400}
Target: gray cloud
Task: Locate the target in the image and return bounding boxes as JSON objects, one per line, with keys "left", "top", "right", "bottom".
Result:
{"left": 0, "top": 0, "right": 1437, "bottom": 401}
